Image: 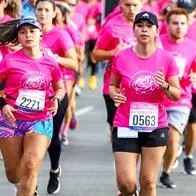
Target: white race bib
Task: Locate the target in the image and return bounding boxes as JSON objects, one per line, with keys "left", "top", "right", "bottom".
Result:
{"left": 117, "top": 127, "right": 138, "bottom": 138}
{"left": 15, "top": 89, "right": 46, "bottom": 112}
{"left": 129, "top": 102, "right": 158, "bottom": 132}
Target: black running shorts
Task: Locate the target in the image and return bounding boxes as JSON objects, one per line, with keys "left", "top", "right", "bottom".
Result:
{"left": 188, "top": 93, "right": 196, "bottom": 123}
{"left": 112, "top": 127, "right": 168, "bottom": 153}
{"left": 103, "top": 94, "right": 117, "bottom": 127}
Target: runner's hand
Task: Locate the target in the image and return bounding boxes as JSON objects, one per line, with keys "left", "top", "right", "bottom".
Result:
{"left": 2, "top": 105, "right": 17, "bottom": 125}
{"left": 155, "top": 68, "right": 168, "bottom": 90}
{"left": 113, "top": 88, "right": 126, "bottom": 107}
{"left": 48, "top": 98, "right": 58, "bottom": 116}
{"left": 189, "top": 69, "right": 196, "bottom": 86}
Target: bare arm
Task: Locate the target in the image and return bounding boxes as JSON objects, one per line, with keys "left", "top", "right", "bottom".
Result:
{"left": 109, "top": 73, "right": 126, "bottom": 106}
{"left": 49, "top": 79, "right": 66, "bottom": 116}
{"left": 92, "top": 47, "right": 116, "bottom": 62}
{"left": 52, "top": 79, "right": 66, "bottom": 101}
{"left": 155, "top": 71, "right": 180, "bottom": 100}
{"left": 58, "top": 48, "right": 78, "bottom": 71}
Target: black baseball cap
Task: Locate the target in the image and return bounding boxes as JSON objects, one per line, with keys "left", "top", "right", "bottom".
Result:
{"left": 177, "top": 0, "right": 196, "bottom": 13}
{"left": 134, "top": 11, "right": 159, "bottom": 28}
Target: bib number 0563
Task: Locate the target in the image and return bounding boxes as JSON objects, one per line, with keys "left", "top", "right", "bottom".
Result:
{"left": 129, "top": 102, "right": 158, "bottom": 131}
{"left": 132, "top": 115, "right": 156, "bottom": 127}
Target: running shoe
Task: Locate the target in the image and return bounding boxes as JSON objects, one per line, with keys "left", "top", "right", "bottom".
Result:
{"left": 160, "top": 172, "right": 176, "bottom": 188}
{"left": 34, "top": 185, "right": 39, "bottom": 196}
{"left": 75, "top": 85, "right": 82, "bottom": 96}
{"left": 69, "top": 114, "right": 77, "bottom": 130}
{"left": 177, "top": 145, "right": 183, "bottom": 157}
{"left": 78, "top": 77, "right": 85, "bottom": 89}
{"left": 47, "top": 166, "right": 62, "bottom": 194}
{"left": 62, "top": 135, "right": 69, "bottom": 145}
{"left": 183, "top": 158, "right": 196, "bottom": 175}
{"left": 118, "top": 190, "right": 138, "bottom": 196}
{"left": 172, "top": 159, "right": 179, "bottom": 170}
{"left": 88, "top": 75, "right": 97, "bottom": 90}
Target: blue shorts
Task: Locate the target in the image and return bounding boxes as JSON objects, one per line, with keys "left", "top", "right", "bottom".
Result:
{"left": 0, "top": 115, "right": 53, "bottom": 139}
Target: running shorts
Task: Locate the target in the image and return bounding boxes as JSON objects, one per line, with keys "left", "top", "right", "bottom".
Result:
{"left": 112, "top": 127, "right": 168, "bottom": 153}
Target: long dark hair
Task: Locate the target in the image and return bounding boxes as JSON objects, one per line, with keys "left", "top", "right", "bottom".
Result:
{"left": 35, "top": 0, "right": 56, "bottom": 11}
{"left": 53, "top": 4, "right": 70, "bottom": 25}
{"left": 0, "top": 19, "right": 20, "bottom": 45}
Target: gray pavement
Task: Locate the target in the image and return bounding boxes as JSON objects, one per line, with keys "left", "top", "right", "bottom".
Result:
{"left": 0, "top": 72, "right": 196, "bottom": 196}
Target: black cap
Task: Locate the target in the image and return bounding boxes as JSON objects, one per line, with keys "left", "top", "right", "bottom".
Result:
{"left": 177, "top": 0, "right": 196, "bottom": 13}
{"left": 134, "top": 11, "right": 159, "bottom": 28}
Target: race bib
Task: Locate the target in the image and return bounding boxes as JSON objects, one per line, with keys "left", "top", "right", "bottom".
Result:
{"left": 15, "top": 89, "right": 46, "bottom": 113}
{"left": 129, "top": 102, "right": 158, "bottom": 132}
{"left": 117, "top": 127, "right": 138, "bottom": 138}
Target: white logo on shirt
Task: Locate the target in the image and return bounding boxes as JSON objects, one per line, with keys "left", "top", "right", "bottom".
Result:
{"left": 131, "top": 72, "right": 158, "bottom": 94}
{"left": 20, "top": 71, "right": 49, "bottom": 90}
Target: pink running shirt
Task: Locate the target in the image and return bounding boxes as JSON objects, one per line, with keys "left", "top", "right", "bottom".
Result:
{"left": 160, "top": 34, "right": 196, "bottom": 108}
{"left": 0, "top": 49, "right": 62, "bottom": 120}
{"left": 112, "top": 47, "right": 178, "bottom": 129}
{"left": 186, "top": 20, "right": 196, "bottom": 43}
{"left": 96, "top": 14, "right": 136, "bottom": 95}
{"left": 41, "top": 27, "right": 76, "bottom": 82}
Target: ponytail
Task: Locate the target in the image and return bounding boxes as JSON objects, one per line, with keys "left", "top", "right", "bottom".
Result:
{"left": 0, "top": 19, "right": 20, "bottom": 45}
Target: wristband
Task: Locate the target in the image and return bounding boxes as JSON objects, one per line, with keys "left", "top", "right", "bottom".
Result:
{"left": 164, "top": 83, "right": 170, "bottom": 91}
{"left": 0, "top": 97, "right": 7, "bottom": 110}
{"left": 166, "top": 84, "right": 170, "bottom": 91}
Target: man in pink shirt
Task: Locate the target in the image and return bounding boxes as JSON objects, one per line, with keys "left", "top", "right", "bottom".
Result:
{"left": 177, "top": 0, "right": 196, "bottom": 42}
{"left": 159, "top": 8, "right": 196, "bottom": 188}
{"left": 177, "top": 0, "right": 196, "bottom": 178}
{"left": 92, "top": 0, "right": 142, "bottom": 138}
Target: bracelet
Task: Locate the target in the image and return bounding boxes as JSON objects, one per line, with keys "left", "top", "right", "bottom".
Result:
{"left": 166, "top": 84, "right": 170, "bottom": 91}
{"left": 0, "top": 97, "right": 7, "bottom": 110}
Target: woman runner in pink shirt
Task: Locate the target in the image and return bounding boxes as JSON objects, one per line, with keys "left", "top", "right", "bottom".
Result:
{"left": 35, "top": 0, "right": 78, "bottom": 194}
{"left": 0, "top": 17, "right": 65, "bottom": 196}
{"left": 110, "top": 11, "right": 180, "bottom": 196}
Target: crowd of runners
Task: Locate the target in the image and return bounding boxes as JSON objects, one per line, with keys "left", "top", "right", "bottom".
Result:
{"left": 0, "top": 0, "right": 195, "bottom": 195}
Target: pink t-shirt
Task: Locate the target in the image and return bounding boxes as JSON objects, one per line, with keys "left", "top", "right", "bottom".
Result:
{"left": 160, "top": 34, "right": 196, "bottom": 108}
{"left": 64, "top": 25, "right": 84, "bottom": 47}
{"left": 41, "top": 27, "right": 76, "bottom": 82}
{"left": 0, "top": 15, "right": 13, "bottom": 23}
{"left": 96, "top": 14, "right": 136, "bottom": 95}
{"left": 142, "top": 3, "right": 159, "bottom": 16}
{"left": 0, "top": 49, "right": 62, "bottom": 120}
{"left": 86, "top": 1, "right": 102, "bottom": 41}
{"left": 70, "top": 12, "right": 86, "bottom": 35}
{"left": 186, "top": 20, "right": 196, "bottom": 43}
{"left": 101, "top": 6, "right": 121, "bottom": 31}
{"left": 112, "top": 47, "right": 178, "bottom": 128}
{"left": 191, "top": 59, "right": 196, "bottom": 93}
{"left": 75, "top": 0, "right": 90, "bottom": 20}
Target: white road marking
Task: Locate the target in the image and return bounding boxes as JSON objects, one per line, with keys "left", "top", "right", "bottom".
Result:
{"left": 75, "top": 106, "right": 94, "bottom": 117}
